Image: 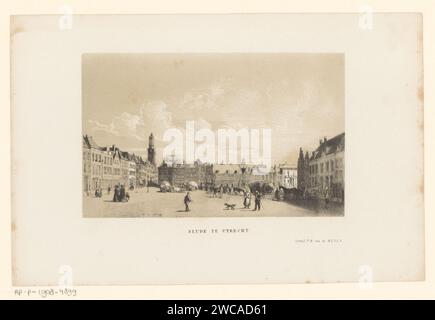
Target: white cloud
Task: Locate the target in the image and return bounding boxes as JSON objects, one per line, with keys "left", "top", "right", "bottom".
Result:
{"left": 88, "top": 101, "right": 173, "bottom": 142}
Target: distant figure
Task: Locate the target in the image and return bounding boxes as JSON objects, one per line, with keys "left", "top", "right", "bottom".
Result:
{"left": 120, "top": 184, "right": 126, "bottom": 202}
{"left": 107, "top": 186, "right": 111, "bottom": 195}
{"left": 184, "top": 192, "right": 192, "bottom": 212}
{"left": 125, "top": 192, "right": 130, "bottom": 202}
{"left": 253, "top": 191, "right": 262, "bottom": 211}
{"left": 113, "top": 185, "right": 119, "bottom": 202}
{"left": 243, "top": 191, "right": 251, "bottom": 209}
{"left": 274, "top": 188, "right": 280, "bottom": 201}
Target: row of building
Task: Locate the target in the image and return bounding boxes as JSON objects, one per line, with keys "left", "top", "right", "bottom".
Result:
{"left": 82, "top": 134, "right": 158, "bottom": 194}
{"left": 83, "top": 130, "right": 344, "bottom": 202}
{"left": 158, "top": 161, "right": 298, "bottom": 190}
{"left": 297, "top": 132, "right": 345, "bottom": 202}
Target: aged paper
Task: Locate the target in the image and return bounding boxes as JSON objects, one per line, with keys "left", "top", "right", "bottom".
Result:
{"left": 11, "top": 14, "right": 424, "bottom": 285}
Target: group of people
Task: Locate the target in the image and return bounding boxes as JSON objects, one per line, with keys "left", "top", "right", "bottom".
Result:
{"left": 181, "top": 189, "right": 263, "bottom": 213}
{"left": 112, "top": 184, "right": 130, "bottom": 203}
{"left": 205, "top": 184, "right": 237, "bottom": 198}
{"left": 243, "top": 190, "right": 262, "bottom": 211}
{"left": 274, "top": 187, "right": 285, "bottom": 201}
{"left": 94, "top": 188, "right": 103, "bottom": 198}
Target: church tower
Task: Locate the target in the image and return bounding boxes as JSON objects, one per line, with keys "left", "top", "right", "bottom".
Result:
{"left": 147, "top": 133, "right": 156, "bottom": 166}
{"left": 297, "top": 148, "right": 305, "bottom": 190}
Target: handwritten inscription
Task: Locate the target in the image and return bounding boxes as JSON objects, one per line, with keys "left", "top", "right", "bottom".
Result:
{"left": 14, "top": 288, "right": 77, "bottom": 298}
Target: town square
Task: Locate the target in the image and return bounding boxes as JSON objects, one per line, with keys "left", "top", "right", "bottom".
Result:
{"left": 82, "top": 53, "right": 345, "bottom": 217}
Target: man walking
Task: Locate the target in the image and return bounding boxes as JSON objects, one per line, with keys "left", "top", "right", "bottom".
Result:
{"left": 184, "top": 191, "right": 192, "bottom": 212}
{"left": 253, "top": 191, "right": 262, "bottom": 211}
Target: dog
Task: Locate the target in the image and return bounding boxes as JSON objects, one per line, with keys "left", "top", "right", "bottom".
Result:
{"left": 224, "top": 203, "right": 236, "bottom": 210}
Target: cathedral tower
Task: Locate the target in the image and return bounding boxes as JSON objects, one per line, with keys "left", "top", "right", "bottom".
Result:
{"left": 147, "top": 133, "right": 156, "bottom": 166}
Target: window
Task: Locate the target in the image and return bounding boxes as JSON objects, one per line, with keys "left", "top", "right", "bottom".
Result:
{"left": 320, "top": 163, "right": 324, "bottom": 173}
{"left": 326, "top": 162, "right": 329, "bottom": 172}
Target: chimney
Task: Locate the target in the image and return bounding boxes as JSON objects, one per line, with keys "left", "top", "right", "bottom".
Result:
{"left": 324, "top": 137, "right": 327, "bottom": 143}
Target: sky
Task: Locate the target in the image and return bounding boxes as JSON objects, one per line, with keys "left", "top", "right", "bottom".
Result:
{"left": 82, "top": 53, "right": 344, "bottom": 166}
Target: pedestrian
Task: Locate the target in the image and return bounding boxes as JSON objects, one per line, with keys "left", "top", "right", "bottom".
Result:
{"left": 108, "top": 186, "right": 111, "bottom": 195}
{"left": 113, "top": 185, "right": 119, "bottom": 202}
{"left": 243, "top": 191, "right": 251, "bottom": 209}
{"left": 275, "top": 188, "right": 280, "bottom": 201}
{"left": 120, "top": 184, "right": 126, "bottom": 202}
{"left": 184, "top": 191, "right": 192, "bottom": 212}
{"left": 254, "top": 191, "right": 262, "bottom": 211}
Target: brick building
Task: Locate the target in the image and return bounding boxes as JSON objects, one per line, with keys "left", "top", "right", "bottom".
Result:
{"left": 82, "top": 134, "right": 157, "bottom": 194}
{"left": 297, "top": 132, "right": 345, "bottom": 202}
